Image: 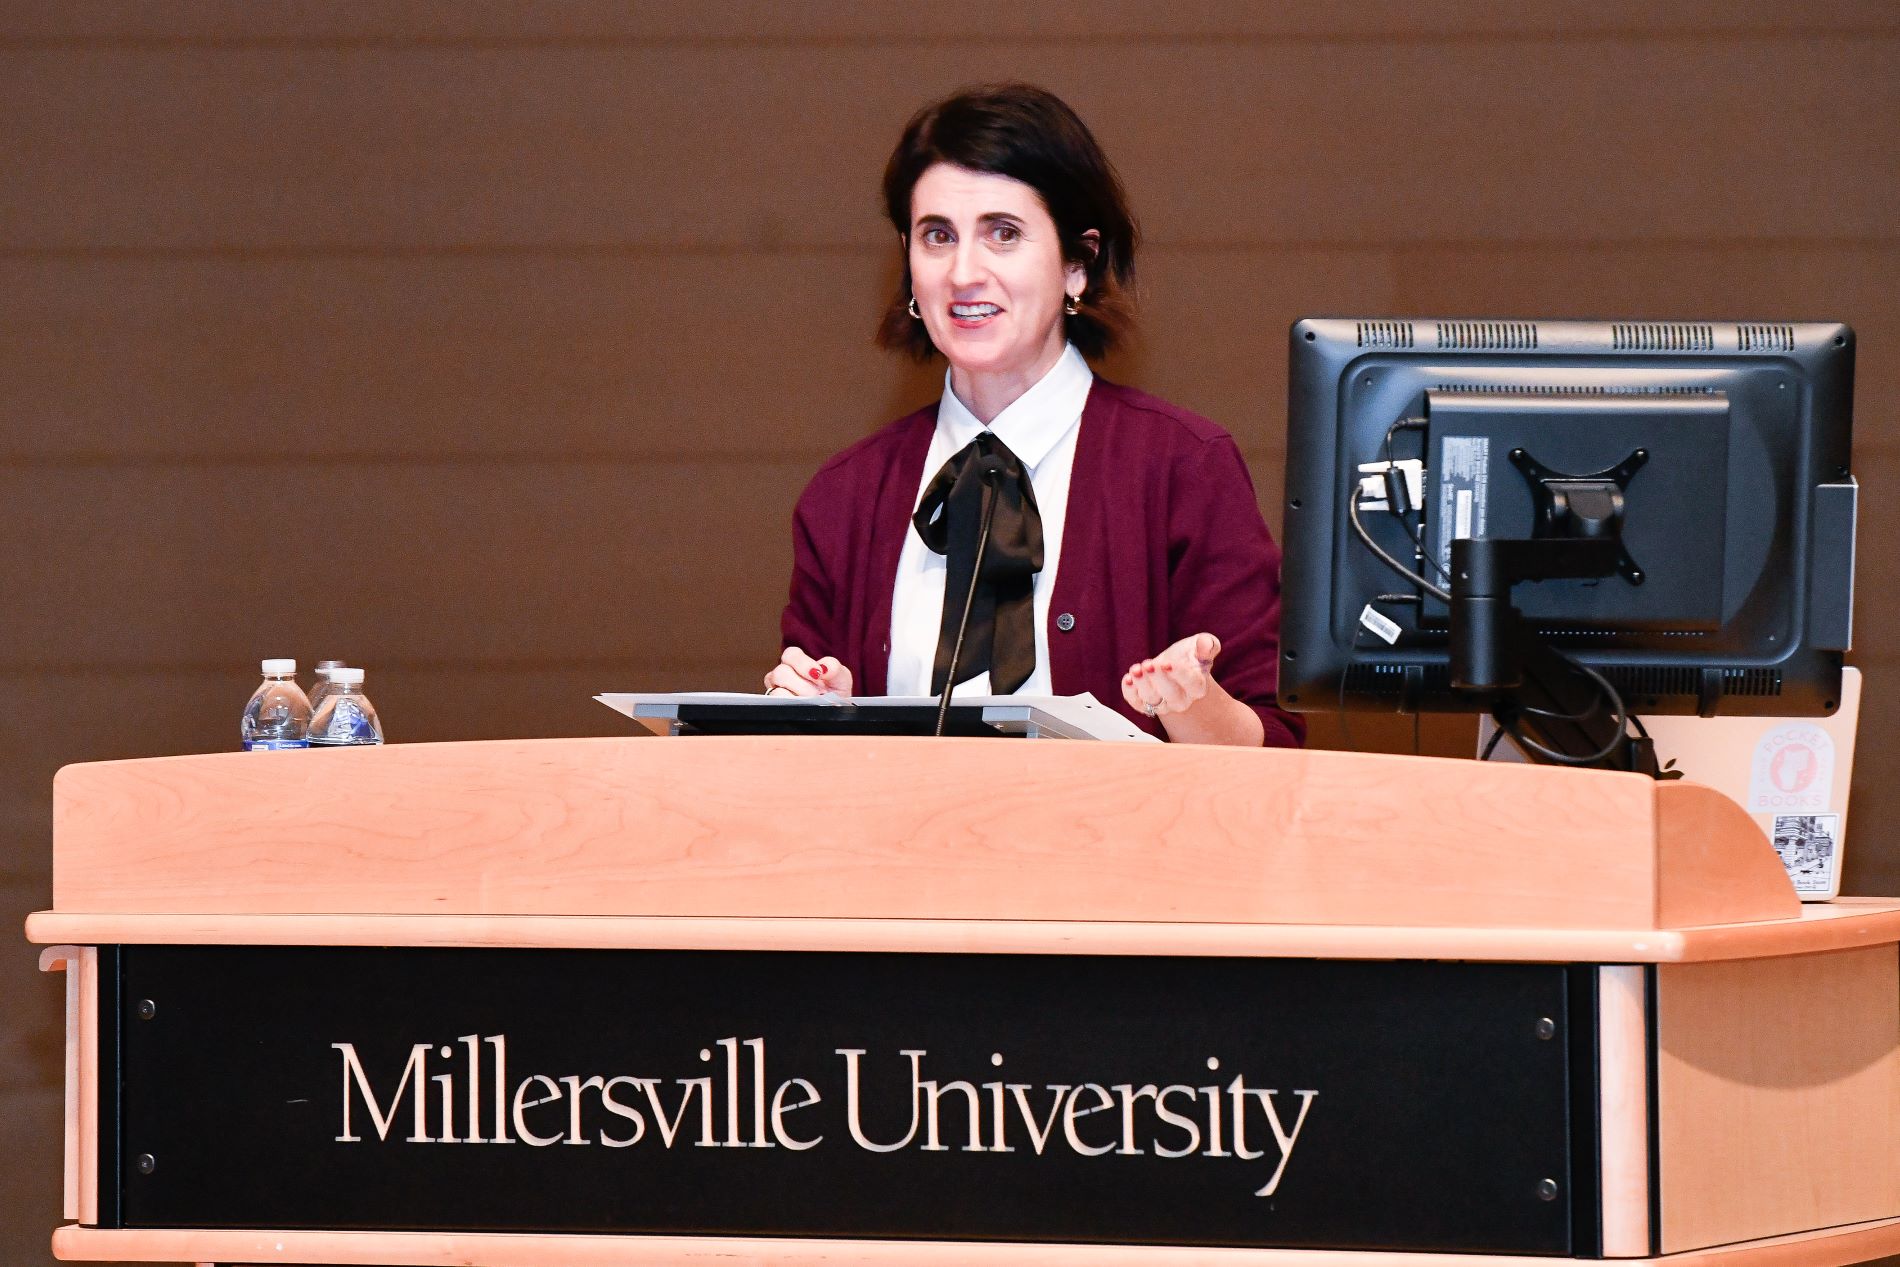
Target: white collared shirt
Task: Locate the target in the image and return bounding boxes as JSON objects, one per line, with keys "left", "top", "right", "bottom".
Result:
{"left": 886, "top": 342, "right": 1093, "bottom": 696}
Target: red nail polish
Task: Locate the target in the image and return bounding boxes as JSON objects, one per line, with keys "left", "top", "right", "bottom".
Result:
{"left": 810, "top": 666, "right": 824, "bottom": 678}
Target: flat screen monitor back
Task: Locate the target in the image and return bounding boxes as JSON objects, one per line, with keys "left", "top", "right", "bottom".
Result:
{"left": 1278, "top": 318, "right": 1855, "bottom": 718}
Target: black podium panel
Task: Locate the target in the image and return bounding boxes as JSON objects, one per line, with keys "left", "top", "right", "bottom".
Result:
{"left": 100, "top": 946, "right": 1597, "bottom": 1253}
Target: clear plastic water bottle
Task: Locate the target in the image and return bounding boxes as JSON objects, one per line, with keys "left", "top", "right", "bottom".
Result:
{"left": 308, "top": 660, "right": 347, "bottom": 713}
{"left": 307, "top": 667, "right": 385, "bottom": 747}
{"left": 241, "top": 658, "right": 312, "bottom": 750}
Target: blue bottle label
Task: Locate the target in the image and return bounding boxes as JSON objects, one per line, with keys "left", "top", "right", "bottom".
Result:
{"left": 243, "top": 738, "right": 309, "bottom": 751}
{"left": 311, "top": 698, "right": 380, "bottom": 745}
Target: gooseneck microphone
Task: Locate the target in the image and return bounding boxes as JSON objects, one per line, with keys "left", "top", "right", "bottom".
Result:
{"left": 933, "top": 461, "right": 1006, "bottom": 738}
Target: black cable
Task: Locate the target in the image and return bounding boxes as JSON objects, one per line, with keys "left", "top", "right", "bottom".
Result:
{"left": 1386, "top": 416, "right": 1428, "bottom": 441}
{"left": 1517, "top": 697, "right": 1607, "bottom": 722}
{"left": 1503, "top": 713, "right": 1629, "bottom": 767}
{"left": 1502, "top": 656, "right": 1632, "bottom": 767}
{"left": 1479, "top": 722, "right": 1510, "bottom": 761}
{"left": 1380, "top": 417, "right": 1451, "bottom": 585}
{"left": 1349, "top": 494, "right": 1450, "bottom": 602}
{"left": 1397, "top": 514, "right": 1448, "bottom": 585}
{"left": 1335, "top": 618, "right": 1369, "bottom": 753}
{"left": 1348, "top": 417, "right": 1452, "bottom": 601}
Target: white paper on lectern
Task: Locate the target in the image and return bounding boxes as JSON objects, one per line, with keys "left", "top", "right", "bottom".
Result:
{"left": 594, "top": 691, "right": 852, "bottom": 715}
{"left": 593, "top": 691, "right": 1158, "bottom": 743}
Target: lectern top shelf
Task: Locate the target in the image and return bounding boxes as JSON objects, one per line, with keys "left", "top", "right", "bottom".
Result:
{"left": 24, "top": 897, "right": 1900, "bottom": 965}
{"left": 33, "top": 735, "right": 1876, "bottom": 961}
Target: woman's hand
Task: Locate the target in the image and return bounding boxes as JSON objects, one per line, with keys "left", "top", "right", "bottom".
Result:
{"left": 1122, "top": 632, "right": 1264, "bottom": 746}
{"left": 764, "top": 646, "right": 855, "bottom": 698}
{"left": 1122, "top": 632, "right": 1221, "bottom": 718}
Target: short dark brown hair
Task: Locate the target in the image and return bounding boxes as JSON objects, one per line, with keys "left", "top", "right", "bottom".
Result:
{"left": 876, "top": 84, "right": 1139, "bottom": 361}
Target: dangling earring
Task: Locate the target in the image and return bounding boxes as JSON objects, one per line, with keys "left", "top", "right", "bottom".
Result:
{"left": 1063, "top": 293, "right": 1082, "bottom": 316}
{"left": 907, "top": 296, "right": 922, "bottom": 319}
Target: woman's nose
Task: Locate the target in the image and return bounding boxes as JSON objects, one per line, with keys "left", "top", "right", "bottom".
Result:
{"left": 948, "top": 240, "right": 984, "bottom": 287}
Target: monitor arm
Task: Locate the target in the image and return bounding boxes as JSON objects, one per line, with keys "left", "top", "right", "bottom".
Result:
{"left": 1448, "top": 446, "right": 1664, "bottom": 776}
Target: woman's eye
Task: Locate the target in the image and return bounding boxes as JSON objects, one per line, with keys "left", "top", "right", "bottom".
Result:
{"left": 920, "top": 227, "right": 953, "bottom": 247}
{"left": 991, "top": 224, "right": 1020, "bottom": 243}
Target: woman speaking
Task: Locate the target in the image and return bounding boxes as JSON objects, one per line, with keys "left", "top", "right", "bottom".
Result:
{"left": 766, "top": 84, "right": 1303, "bottom": 748}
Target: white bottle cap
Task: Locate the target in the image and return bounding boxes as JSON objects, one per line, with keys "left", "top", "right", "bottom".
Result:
{"left": 261, "top": 658, "right": 297, "bottom": 675}
{"left": 330, "top": 667, "right": 365, "bottom": 685}
{"left": 315, "top": 662, "right": 348, "bottom": 679}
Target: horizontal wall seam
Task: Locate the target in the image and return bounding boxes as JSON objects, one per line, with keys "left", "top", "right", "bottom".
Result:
{"left": 0, "top": 659, "right": 761, "bottom": 678}
{"left": 0, "top": 28, "right": 1896, "bottom": 53}
{"left": 0, "top": 238, "right": 1895, "bottom": 262}
{"left": 0, "top": 452, "right": 1285, "bottom": 470}
{"left": 0, "top": 452, "right": 877, "bottom": 468}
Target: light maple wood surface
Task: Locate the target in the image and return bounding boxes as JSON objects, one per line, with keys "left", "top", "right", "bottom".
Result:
{"left": 26, "top": 901, "right": 1900, "bottom": 965}
{"left": 1653, "top": 777, "right": 1810, "bottom": 927}
{"left": 36, "top": 948, "right": 80, "bottom": 1224}
{"left": 1655, "top": 946, "right": 1900, "bottom": 1252}
{"left": 45, "top": 738, "right": 1798, "bottom": 932}
{"left": 45, "top": 1214, "right": 1900, "bottom": 1267}
{"left": 27, "top": 945, "right": 101, "bottom": 1233}
{"left": 1598, "top": 965, "right": 1652, "bottom": 1257}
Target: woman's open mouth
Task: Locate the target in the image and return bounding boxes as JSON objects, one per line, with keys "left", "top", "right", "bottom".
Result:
{"left": 949, "top": 302, "right": 1002, "bottom": 328}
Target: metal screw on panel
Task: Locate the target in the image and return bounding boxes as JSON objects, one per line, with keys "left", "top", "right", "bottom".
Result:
{"left": 1537, "top": 1178, "right": 1559, "bottom": 1201}
{"left": 135, "top": 1154, "right": 156, "bottom": 1176}
{"left": 135, "top": 999, "right": 156, "bottom": 1021}
{"left": 1534, "top": 1017, "right": 1556, "bottom": 1040}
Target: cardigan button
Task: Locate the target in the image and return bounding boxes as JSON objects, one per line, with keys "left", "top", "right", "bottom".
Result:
{"left": 1055, "top": 612, "right": 1076, "bottom": 632}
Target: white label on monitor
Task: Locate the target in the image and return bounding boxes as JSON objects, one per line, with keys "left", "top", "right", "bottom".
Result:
{"left": 1437, "top": 435, "right": 1489, "bottom": 580}
{"left": 1358, "top": 604, "right": 1402, "bottom": 645}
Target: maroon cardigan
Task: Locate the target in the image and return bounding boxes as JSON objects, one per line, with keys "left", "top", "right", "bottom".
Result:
{"left": 781, "top": 378, "right": 1305, "bottom": 746}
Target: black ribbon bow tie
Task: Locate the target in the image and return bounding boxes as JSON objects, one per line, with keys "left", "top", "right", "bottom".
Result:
{"left": 911, "top": 432, "right": 1045, "bottom": 694}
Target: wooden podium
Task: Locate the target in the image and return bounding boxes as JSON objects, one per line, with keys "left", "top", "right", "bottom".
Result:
{"left": 25, "top": 737, "right": 1900, "bottom": 1266}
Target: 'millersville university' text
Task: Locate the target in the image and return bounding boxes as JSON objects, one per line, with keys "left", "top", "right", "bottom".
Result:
{"left": 332, "top": 1035, "right": 1319, "bottom": 1196}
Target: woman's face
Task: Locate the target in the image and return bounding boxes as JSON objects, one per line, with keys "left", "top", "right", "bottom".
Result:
{"left": 907, "top": 163, "right": 1087, "bottom": 392}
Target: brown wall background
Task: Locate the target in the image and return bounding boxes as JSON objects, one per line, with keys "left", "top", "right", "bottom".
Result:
{"left": 2, "top": 3, "right": 1896, "bottom": 1261}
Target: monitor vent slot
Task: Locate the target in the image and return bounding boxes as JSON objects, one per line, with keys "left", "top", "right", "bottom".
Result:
{"left": 1342, "top": 663, "right": 1781, "bottom": 699}
{"left": 1432, "top": 383, "right": 1717, "bottom": 397}
{"left": 1612, "top": 322, "right": 1714, "bottom": 351}
{"left": 1436, "top": 321, "right": 1538, "bottom": 350}
{"left": 1572, "top": 667, "right": 1785, "bottom": 699}
{"left": 1343, "top": 665, "right": 1390, "bottom": 693}
{"left": 1602, "top": 666, "right": 1701, "bottom": 696}
{"left": 1721, "top": 667, "right": 1783, "bottom": 697}
{"left": 1343, "top": 663, "right": 1450, "bottom": 694}
{"left": 1737, "top": 323, "right": 1796, "bottom": 352}
{"left": 1357, "top": 320, "right": 1415, "bottom": 348}
{"left": 1602, "top": 666, "right": 1781, "bottom": 699}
